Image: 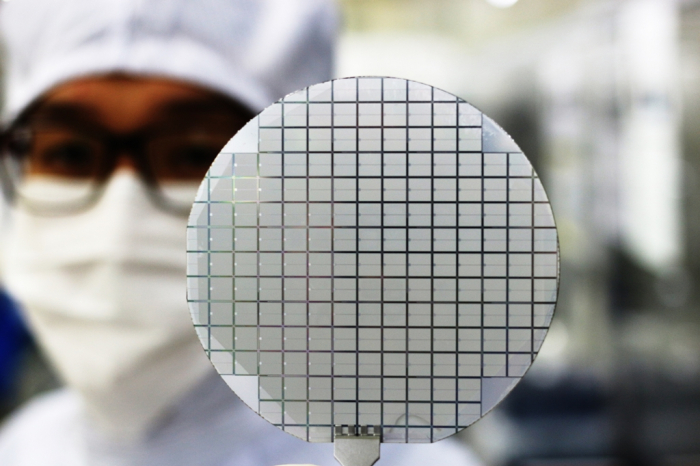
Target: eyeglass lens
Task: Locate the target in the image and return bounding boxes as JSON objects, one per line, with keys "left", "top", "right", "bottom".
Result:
{"left": 4, "top": 116, "right": 244, "bottom": 212}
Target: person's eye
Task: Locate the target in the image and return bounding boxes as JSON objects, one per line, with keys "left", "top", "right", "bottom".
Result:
{"left": 152, "top": 133, "right": 230, "bottom": 181}
{"left": 170, "top": 144, "right": 218, "bottom": 172}
{"left": 29, "top": 134, "right": 100, "bottom": 178}
{"left": 181, "top": 144, "right": 217, "bottom": 164}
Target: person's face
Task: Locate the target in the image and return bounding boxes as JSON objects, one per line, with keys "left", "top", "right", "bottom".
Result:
{"left": 3, "top": 74, "right": 252, "bottom": 214}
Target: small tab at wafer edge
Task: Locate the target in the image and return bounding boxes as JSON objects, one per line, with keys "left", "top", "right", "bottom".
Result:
{"left": 334, "top": 426, "right": 381, "bottom": 466}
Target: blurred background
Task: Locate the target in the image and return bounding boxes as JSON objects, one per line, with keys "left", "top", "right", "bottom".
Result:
{"left": 336, "top": 0, "right": 700, "bottom": 464}
{"left": 1, "top": 0, "right": 699, "bottom": 464}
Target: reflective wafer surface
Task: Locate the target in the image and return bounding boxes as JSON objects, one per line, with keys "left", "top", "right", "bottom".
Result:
{"left": 186, "top": 77, "right": 559, "bottom": 443}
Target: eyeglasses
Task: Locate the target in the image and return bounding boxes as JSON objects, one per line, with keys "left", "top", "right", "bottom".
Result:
{"left": 1, "top": 113, "right": 247, "bottom": 216}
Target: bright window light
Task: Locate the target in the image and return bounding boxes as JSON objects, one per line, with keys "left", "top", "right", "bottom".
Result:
{"left": 486, "top": 0, "right": 519, "bottom": 8}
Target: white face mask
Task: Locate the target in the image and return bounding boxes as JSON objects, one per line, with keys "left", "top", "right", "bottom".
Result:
{"left": 0, "top": 172, "right": 214, "bottom": 440}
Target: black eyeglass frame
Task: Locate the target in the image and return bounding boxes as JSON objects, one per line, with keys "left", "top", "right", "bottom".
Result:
{"left": 0, "top": 99, "right": 253, "bottom": 216}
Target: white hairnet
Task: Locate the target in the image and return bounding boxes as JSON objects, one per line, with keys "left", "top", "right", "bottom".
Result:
{"left": 0, "top": 0, "right": 338, "bottom": 123}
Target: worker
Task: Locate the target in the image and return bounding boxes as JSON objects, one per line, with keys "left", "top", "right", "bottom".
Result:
{"left": 0, "top": 0, "right": 482, "bottom": 465}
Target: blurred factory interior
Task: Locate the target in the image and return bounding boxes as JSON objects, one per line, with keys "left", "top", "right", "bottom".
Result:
{"left": 337, "top": 0, "right": 700, "bottom": 464}
{"left": 1, "top": 0, "right": 700, "bottom": 465}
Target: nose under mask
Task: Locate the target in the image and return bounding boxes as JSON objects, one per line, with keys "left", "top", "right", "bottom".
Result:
{"left": 0, "top": 172, "right": 214, "bottom": 441}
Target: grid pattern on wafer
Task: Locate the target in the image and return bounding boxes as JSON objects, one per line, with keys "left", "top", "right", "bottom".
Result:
{"left": 186, "top": 77, "right": 558, "bottom": 443}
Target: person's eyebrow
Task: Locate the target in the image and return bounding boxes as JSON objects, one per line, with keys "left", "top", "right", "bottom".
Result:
{"left": 26, "top": 102, "right": 99, "bottom": 123}
{"left": 155, "top": 97, "right": 255, "bottom": 120}
{"left": 157, "top": 97, "right": 252, "bottom": 115}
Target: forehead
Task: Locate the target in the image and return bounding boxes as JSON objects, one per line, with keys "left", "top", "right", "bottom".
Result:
{"left": 37, "top": 74, "right": 241, "bottom": 132}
